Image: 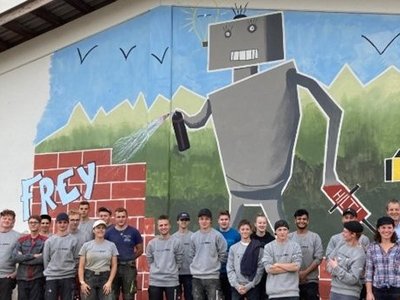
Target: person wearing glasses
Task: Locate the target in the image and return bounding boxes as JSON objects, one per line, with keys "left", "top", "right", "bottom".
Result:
{"left": 12, "top": 215, "right": 47, "bottom": 300}
{"left": 79, "top": 220, "right": 118, "bottom": 300}
{"left": 172, "top": 212, "right": 193, "bottom": 300}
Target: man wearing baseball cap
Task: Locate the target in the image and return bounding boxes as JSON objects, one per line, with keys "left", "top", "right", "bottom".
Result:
{"left": 43, "top": 212, "right": 79, "bottom": 299}
{"left": 172, "top": 212, "right": 193, "bottom": 300}
{"left": 190, "top": 208, "right": 227, "bottom": 300}
{"left": 327, "top": 221, "right": 366, "bottom": 300}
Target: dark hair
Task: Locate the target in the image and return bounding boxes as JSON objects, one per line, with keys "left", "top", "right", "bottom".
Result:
{"left": 40, "top": 214, "right": 51, "bottom": 222}
{"left": 98, "top": 207, "right": 112, "bottom": 215}
{"left": 374, "top": 229, "right": 398, "bottom": 243}
{"left": 79, "top": 200, "right": 90, "bottom": 207}
{"left": 0, "top": 209, "right": 16, "bottom": 219}
{"left": 158, "top": 214, "right": 169, "bottom": 221}
{"left": 237, "top": 219, "right": 252, "bottom": 230}
{"left": 28, "top": 215, "right": 41, "bottom": 222}
{"left": 218, "top": 210, "right": 230, "bottom": 218}
{"left": 294, "top": 209, "right": 309, "bottom": 218}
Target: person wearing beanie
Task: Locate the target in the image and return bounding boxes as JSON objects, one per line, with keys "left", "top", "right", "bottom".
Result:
{"left": 190, "top": 208, "right": 227, "bottom": 300}
{"left": 327, "top": 221, "right": 366, "bottom": 300}
{"left": 365, "top": 216, "right": 400, "bottom": 300}
{"left": 43, "top": 212, "right": 79, "bottom": 299}
{"left": 262, "top": 219, "right": 302, "bottom": 299}
{"left": 326, "top": 208, "right": 370, "bottom": 258}
{"left": 289, "top": 209, "right": 323, "bottom": 300}
{"left": 172, "top": 212, "right": 193, "bottom": 300}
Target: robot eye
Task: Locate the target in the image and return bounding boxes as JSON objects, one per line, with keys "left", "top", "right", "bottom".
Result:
{"left": 224, "top": 30, "right": 231, "bottom": 38}
{"left": 248, "top": 24, "right": 257, "bottom": 33}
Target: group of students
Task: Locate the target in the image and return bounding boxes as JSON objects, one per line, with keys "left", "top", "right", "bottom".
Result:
{"left": 0, "top": 201, "right": 143, "bottom": 300}
{"left": 1, "top": 199, "right": 400, "bottom": 300}
{"left": 149, "top": 200, "right": 400, "bottom": 300}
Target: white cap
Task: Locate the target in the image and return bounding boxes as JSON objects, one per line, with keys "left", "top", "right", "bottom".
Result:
{"left": 92, "top": 219, "right": 107, "bottom": 229}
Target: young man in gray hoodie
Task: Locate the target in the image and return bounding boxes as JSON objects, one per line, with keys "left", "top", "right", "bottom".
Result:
{"left": 43, "top": 212, "right": 79, "bottom": 300}
{"left": 190, "top": 208, "right": 227, "bottom": 300}
{"left": 288, "top": 209, "right": 323, "bottom": 300}
{"left": 327, "top": 221, "right": 366, "bottom": 300}
{"left": 262, "top": 219, "right": 302, "bottom": 300}
{"left": 146, "top": 215, "right": 183, "bottom": 300}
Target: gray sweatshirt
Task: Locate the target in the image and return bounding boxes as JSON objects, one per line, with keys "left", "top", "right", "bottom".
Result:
{"left": 172, "top": 230, "right": 193, "bottom": 275}
{"left": 43, "top": 233, "right": 78, "bottom": 280}
{"left": 227, "top": 241, "right": 264, "bottom": 291}
{"left": 190, "top": 228, "right": 227, "bottom": 279}
{"left": 0, "top": 229, "right": 20, "bottom": 277}
{"left": 326, "top": 232, "right": 369, "bottom": 257}
{"left": 288, "top": 230, "right": 323, "bottom": 283}
{"left": 146, "top": 235, "right": 183, "bottom": 287}
{"left": 327, "top": 243, "right": 366, "bottom": 297}
{"left": 262, "top": 239, "right": 302, "bottom": 299}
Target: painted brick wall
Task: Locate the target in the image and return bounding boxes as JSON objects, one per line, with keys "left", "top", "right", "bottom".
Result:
{"left": 32, "top": 148, "right": 154, "bottom": 300}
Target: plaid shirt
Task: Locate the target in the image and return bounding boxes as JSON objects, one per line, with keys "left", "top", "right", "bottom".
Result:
{"left": 365, "top": 242, "right": 400, "bottom": 288}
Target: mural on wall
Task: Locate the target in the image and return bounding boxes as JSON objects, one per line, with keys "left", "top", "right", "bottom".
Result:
{"left": 23, "top": 5, "right": 400, "bottom": 244}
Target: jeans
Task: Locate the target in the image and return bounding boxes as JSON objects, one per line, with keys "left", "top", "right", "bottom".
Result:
{"left": 330, "top": 292, "right": 358, "bottom": 300}
{"left": 178, "top": 275, "right": 193, "bottom": 300}
{"left": 45, "top": 277, "right": 76, "bottom": 300}
{"left": 113, "top": 262, "right": 137, "bottom": 300}
{"left": 299, "top": 282, "right": 319, "bottom": 300}
{"left": 18, "top": 277, "right": 45, "bottom": 300}
{"left": 148, "top": 285, "right": 179, "bottom": 300}
{"left": 231, "top": 286, "right": 260, "bottom": 300}
{"left": 220, "top": 273, "right": 231, "bottom": 300}
{"left": 255, "top": 272, "right": 268, "bottom": 300}
{"left": 82, "top": 270, "right": 113, "bottom": 300}
{"left": 372, "top": 286, "right": 400, "bottom": 300}
{"left": 0, "top": 278, "right": 16, "bottom": 300}
{"left": 192, "top": 278, "right": 221, "bottom": 300}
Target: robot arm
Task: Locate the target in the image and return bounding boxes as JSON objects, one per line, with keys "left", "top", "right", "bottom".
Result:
{"left": 293, "top": 70, "right": 342, "bottom": 185}
{"left": 180, "top": 99, "right": 212, "bottom": 129}
{"left": 294, "top": 71, "right": 372, "bottom": 227}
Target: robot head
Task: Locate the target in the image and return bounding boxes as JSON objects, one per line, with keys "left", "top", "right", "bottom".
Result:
{"left": 208, "top": 12, "right": 284, "bottom": 71}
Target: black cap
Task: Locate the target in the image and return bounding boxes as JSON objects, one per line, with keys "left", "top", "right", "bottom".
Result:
{"left": 343, "top": 208, "right": 357, "bottom": 217}
{"left": 56, "top": 212, "right": 69, "bottom": 223}
{"left": 343, "top": 221, "right": 363, "bottom": 233}
{"left": 198, "top": 208, "right": 212, "bottom": 219}
{"left": 98, "top": 207, "right": 112, "bottom": 214}
{"left": 377, "top": 216, "right": 395, "bottom": 228}
{"left": 177, "top": 212, "right": 190, "bottom": 221}
{"left": 274, "top": 219, "right": 289, "bottom": 231}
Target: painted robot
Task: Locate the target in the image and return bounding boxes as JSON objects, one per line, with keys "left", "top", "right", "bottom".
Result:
{"left": 176, "top": 11, "right": 369, "bottom": 227}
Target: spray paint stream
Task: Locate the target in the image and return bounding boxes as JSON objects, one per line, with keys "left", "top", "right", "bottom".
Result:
{"left": 113, "top": 113, "right": 170, "bottom": 164}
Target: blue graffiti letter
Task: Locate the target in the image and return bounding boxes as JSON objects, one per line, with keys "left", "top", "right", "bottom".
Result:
{"left": 78, "top": 162, "right": 96, "bottom": 199}
{"left": 57, "top": 168, "right": 80, "bottom": 205}
{"left": 20, "top": 174, "right": 42, "bottom": 221}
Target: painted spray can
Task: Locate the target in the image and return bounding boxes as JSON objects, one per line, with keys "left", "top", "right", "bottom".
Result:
{"left": 172, "top": 111, "right": 190, "bottom": 151}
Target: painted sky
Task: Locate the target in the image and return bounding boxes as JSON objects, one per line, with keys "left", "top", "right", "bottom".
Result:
{"left": 36, "top": 6, "right": 400, "bottom": 143}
